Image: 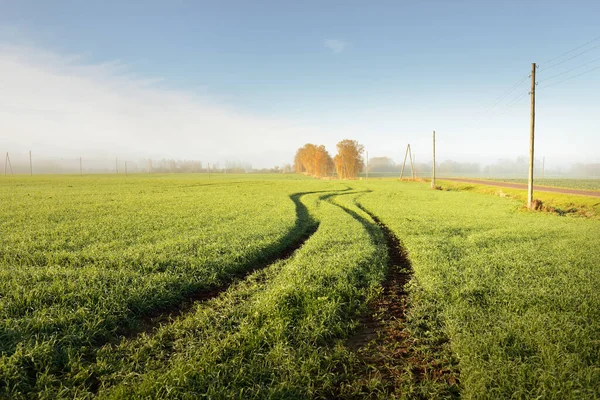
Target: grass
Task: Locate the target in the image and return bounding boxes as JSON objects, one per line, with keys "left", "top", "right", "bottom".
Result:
{"left": 487, "top": 178, "right": 600, "bottom": 191}
{"left": 51, "top": 189, "right": 386, "bottom": 398}
{"left": 359, "top": 180, "right": 600, "bottom": 399}
{"left": 0, "top": 174, "right": 325, "bottom": 396}
{"left": 1, "top": 174, "right": 599, "bottom": 398}
{"left": 438, "top": 179, "right": 600, "bottom": 219}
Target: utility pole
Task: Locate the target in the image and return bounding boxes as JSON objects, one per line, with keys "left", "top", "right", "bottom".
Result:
{"left": 431, "top": 130, "right": 436, "bottom": 189}
{"left": 29, "top": 150, "right": 33, "bottom": 176}
{"left": 116, "top": 158, "right": 119, "bottom": 174}
{"left": 80, "top": 157, "right": 83, "bottom": 176}
{"left": 4, "top": 152, "right": 13, "bottom": 176}
{"left": 408, "top": 145, "right": 415, "bottom": 180}
{"left": 125, "top": 161, "right": 128, "bottom": 177}
{"left": 527, "top": 62, "right": 536, "bottom": 209}
{"left": 542, "top": 156, "right": 545, "bottom": 179}
{"left": 400, "top": 144, "right": 410, "bottom": 179}
{"left": 208, "top": 162, "right": 210, "bottom": 179}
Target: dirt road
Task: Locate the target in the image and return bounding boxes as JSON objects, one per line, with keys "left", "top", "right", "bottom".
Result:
{"left": 441, "top": 178, "right": 600, "bottom": 198}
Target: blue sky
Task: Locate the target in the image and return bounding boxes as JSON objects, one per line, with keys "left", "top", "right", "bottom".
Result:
{"left": 1, "top": 0, "right": 599, "bottom": 168}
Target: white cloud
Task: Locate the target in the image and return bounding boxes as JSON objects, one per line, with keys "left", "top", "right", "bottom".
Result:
{"left": 2, "top": 43, "right": 594, "bottom": 171}
{"left": 324, "top": 39, "right": 347, "bottom": 54}
{"left": 0, "top": 44, "right": 331, "bottom": 167}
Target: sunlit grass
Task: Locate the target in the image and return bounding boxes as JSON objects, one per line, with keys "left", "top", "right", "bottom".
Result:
{"left": 359, "top": 180, "right": 600, "bottom": 399}
{"left": 0, "top": 174, "right": 329, "bottom": 396}
{"left": 438, "top": 179, "right": 600, "bottom": 219}
{"left": 488, "top": 178, "right": 600, "bottom": 191}
{"left": 1, "top": 175, "right": 598, "bottom": 398}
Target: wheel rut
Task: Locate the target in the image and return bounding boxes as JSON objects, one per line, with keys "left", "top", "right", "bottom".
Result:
{"left": 85, "top": 190, "right": 332, "bottom": 395}
{"left": 346, "top": 203, "right": 412, "bottom": 351}
{"left": 118, "top": 191, "right": 323, "bottom": 340}
{"left": 324, "top": 193, "right": 460, "bottom": 399}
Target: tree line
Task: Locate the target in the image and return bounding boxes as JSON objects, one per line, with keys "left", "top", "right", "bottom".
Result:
{"left": 294, "top": 139, "right": 364, "bottom": 179}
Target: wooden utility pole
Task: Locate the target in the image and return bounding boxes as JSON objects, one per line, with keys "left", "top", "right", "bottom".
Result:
{"left": 527, "top": 63, "right": 536, "bottom": 209}
{"left": 80, "top": 157, "right": 83, "bottom": 176}
{"left": 29, "top": 150, "right": 33, "bottom": 176}
{"left": 400, "top": 144, "right": 410, "bottom": 179}
{"left": 4, "top": 152, "right": 13, "bottom": 176}
{"left": 542, "top": 156, "right": 545, "bottom": 179}
{"left": 431, "top": 130, "right": 436, "bottom": 189}
{"left": 408, "top": 145, "right": 415, "bottom": 179}
{"left": 116, "top": 158, "right": 119, "bottom": 174}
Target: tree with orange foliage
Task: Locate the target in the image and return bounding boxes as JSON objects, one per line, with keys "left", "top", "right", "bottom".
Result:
{"left": 293, "top": 148, "right": 305, "bottom": 173}
{"left": 293, "top": 143, "right": 334, "bottom": 177}
{"left": 313, "top": 145, "right": 334, "bottom": 177}
{"left": 302, "top": 144, "right": 317, "bottom": 175}
{"left": 333, "top": 139, "right": 364, "bottom": 179}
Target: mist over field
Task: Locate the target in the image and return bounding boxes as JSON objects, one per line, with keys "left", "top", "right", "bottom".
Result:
{"left": 4, "top": 150, "right": 599, "bottom": 179}
{"left": 0, "top": 44, "right": 311, "bottom": 168}
{"left": 1, "top": 41, "right": 598, "bottom": 172}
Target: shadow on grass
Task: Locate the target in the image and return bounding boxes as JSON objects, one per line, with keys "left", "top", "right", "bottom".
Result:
{"left": 116, "top": 190, "right": 339, "bottom": 340}
{"left": 320, "top": 191, "right": 460, "bottom": 399}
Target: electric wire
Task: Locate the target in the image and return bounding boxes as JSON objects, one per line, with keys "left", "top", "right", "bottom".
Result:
{"left": 482, "top": 74, "right": 529, "bottom": 111}
{"left": 504, "top": 91, "right": 529, "bottom": 108}
{"left": 541, "top": 34, "right": 600, "bottom": 66}
{"left": 541, "top": 41, "right": 600, "bottom": 70}
{"left": 539, "top": 64, "right": 600, "bottom": 90}
{"left": 538, "top": 55, "right": 600, "bottom": 83}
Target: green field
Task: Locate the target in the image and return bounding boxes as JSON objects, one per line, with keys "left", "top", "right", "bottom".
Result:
{"left": 488, "top": 178, "right": 600, "bottom": 191}
{"left": 1, "top": 175, "right": 599, "bottom": 399}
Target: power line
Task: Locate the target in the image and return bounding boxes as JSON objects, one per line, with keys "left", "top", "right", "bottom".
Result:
{"left": 538, "top": 55, "right": 600, "bottom": 83}
{"left": 541, "top": 41, "right": 600, "bottom": 70}
{"left": 541, "top": 34, "right": 600, "bottom": 66}
{"left": 477, "top": 74, "right": 529, "bottom": 115}
{"left": 539, "top": 64, "right": 600, "bottom": 90}
{"left": 467, "top": 74, "right": 530, "bottom": 128}
{"left": 466, "top": 73, "right": 531, "bottom": 127}
{"left": 504, "top": 91, "right": 529, "bottom": 108}
{"left": 489, "top": 76, "right": 532, "bottom": 114}
{"left": 489, "top": 91, "right": 529, "bottom": 117}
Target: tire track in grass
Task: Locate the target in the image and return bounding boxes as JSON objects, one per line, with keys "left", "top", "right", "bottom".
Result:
{"left": 86, "top": 188, "right": 373, "bottom": 398}
{"left": 346, "top": 202, "right": 411, "bottom": 350}
{"left": 352, "top": 202, "right": 460, "bottom": 399}
{"left": 85, "top": 190, "right": 335, "bottom": 395}
{"left": 120, "top": 191, "right": 325, "bottom": 339}
{"left": 323, "top": 192, "right": 459, "bottom": 398}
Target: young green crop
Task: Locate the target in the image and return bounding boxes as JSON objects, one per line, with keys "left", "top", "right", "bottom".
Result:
{"left": 358, "top": 180, "right": 600, "bottom": 399}
{"left": 2, "top": 174, "right": 599, "bottom": 398}
{"left": 0, "top": 174, "right": 326, "bottom": 396}
{"left": 5, "top": 188, "right": 387, "bottom": 398}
